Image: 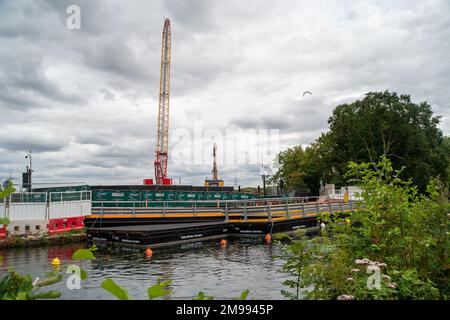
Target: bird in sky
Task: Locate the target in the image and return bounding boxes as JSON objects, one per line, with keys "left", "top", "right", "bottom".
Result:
{"left": 302, "top": 91, "right": 312, "bottom": 97}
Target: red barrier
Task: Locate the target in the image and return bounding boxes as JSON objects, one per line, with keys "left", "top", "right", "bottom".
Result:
{"left": 48, "top": 216, "right": 84, "bottom": 234}
{"left": 143, "top": 178, "right": 153, "bottom": 185}
{"left": 0, "top": 225, "right": 6, "bottom": 238}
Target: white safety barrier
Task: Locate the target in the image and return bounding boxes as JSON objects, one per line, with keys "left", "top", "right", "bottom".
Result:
{"left": 8, "top": 203, "right": 48, "bottom": 221}
{"left": 0, "top": 201, "right": 5, "bottom": 219}
{"left": 49, "top": 200, "right": 91, "bottom": 219}
{"left": 2, "top": 191, "right": 91, "bottom": 236}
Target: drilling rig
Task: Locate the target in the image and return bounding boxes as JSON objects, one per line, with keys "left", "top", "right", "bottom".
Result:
{"left": 204, "top": 143, "right": 224, "bottom": 187}
{"left": 153, "top": 18, "right": 172, "bottom": 185}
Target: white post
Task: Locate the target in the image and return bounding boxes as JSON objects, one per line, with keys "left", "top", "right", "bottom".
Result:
{"left": 244, "top": 202, "right": 248, "bottom": 221}
{"left": 286, "top": 199, "right": 290, "bottom": 219}
{"left": 268, "top": 201, "right": 272, "bottom": 222}
{"left": 225, "top": 202, "right": 229, "bottom": 222}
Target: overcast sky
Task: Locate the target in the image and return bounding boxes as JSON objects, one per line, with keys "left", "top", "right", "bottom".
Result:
{"left": 0, "top": 0, "right": 449, "bottom": 189}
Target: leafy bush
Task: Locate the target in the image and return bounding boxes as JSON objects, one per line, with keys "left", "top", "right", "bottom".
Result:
{"left": 0, "top": 270, "right": 61, "bottom": 300}
{"left": 281, "top": 156, "right": 450, "bottom": 299}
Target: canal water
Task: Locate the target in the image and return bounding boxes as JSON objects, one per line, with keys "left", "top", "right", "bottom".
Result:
{"left": 0, "top": 239, "right": 289, "bottom": 300}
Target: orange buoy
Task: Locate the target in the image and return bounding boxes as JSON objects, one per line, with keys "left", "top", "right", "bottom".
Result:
{"left": 145, "top": 248, "right": 153, "bottom": 257}
{"left": 220, "top": 239, "right": 227, "bottom": 247}
{"left": 265, "top": 234, "right": 271, "bottom": 243}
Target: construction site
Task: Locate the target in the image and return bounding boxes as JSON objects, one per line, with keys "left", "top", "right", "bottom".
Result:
{"left": 1, "top": 18, "right": 358, "bottom": 247}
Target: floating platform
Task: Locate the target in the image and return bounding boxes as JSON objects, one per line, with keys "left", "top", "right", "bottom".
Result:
{"left": 86, "top": 197, "right": 361, "bottom": 248}
{"left": 87, "top": 216, "right": 322, "bottom": 247}
{"left": 88, "top": 221, "right": 228, "bottom": 248}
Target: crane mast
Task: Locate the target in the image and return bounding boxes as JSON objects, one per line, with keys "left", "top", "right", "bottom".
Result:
{"left": 154, "top": 18, "right": 171, "bottom": 185}
{"left": 204, "top": 142, "right": 224, "bottom": 187}
{"left": 212, "top": 143, "right": 218, "bottom": 181}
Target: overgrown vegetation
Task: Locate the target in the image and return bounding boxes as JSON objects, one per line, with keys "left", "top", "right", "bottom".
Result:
{"left": 280, "top": 157, "right": 449, "bottom": 299}
{"left": 0, "top": 270, "right": 62, "bottom": 300}
{"left": 271, "top": 91, "right": 450, "bottom": 194}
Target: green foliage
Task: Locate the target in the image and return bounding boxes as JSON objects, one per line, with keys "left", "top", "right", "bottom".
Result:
{"left": 101, "top": 279, "right": 133, "bottom": 300}
{"left": 10, "top": 236, "right": 25, "bottom": 248}
{"left": 0, "top": 181, "right": 14, "bottom": 226}
{"left": 194, "top": 291, "right": 214, "bottom": 300}
{"left": 280, "top": 231, "right": 313, "bottom": 300}
{"left": 72, "top": 249, "right": 95, "bottom": 260}
{"left": 39, "top": 236, "right": 49, "bottom": 246}
{"left": 80, "top": 269, "right": 88, "bottom": 281}
{"left": 281, "top": 157, "right": 450, "bottom": 299}
{"left": 0, "top": 180, "right": 16, "bottom": 199}
{"left": 272, "top": 91, "right": 449, "bottom": 194}
{"left": 394, "top": 269, "right": 441, "bottom": 300}
{"left": 325, "top": 91, "right": 449, "bottom": 191}
{"left": 100, "top": 277, "right": 173, "bottom": 300}
{"left": 148, "top": 279, "right": 172, "bottom": 300}
{"left": 72, "top": 245, "right": 97, "bottom": 260}
{"left": 233, "top": 289, "right": 250, "bottom": 300}
{"left": 270, "top": 143, "right": 327, "bottom": 195}
{"left": 0, "top": 270, "right": 61, "bottom": 300}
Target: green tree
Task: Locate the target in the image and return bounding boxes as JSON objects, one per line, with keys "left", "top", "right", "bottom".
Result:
{"left": 270, "top": 142, "right": 330, "bottom": 195}
{"left": 0, "top": 179, "right": 15, "bottom": 199}
{"left": 325, "top": 91, "right": 449, "bottom": 191}
{"left": 272, "top": 91, "right": 449, "bottom": 194}
{"left": 0, "top": 180, "right": 15, "bottom": 226}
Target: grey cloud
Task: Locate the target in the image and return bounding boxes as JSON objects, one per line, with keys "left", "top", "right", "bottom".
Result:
{"left": 0, "top": 137, "right": 66, "bottom": 153}
{"left": 163, "top": 0, "right": 216, "bottom": 32}
{"left": 1, "top": 0, "right": 449, "bottom": 187}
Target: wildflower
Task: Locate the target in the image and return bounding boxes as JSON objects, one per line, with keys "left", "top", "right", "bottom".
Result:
{"left": 382, "top": 275, "right": 391, "bottom": 281}
{"left": 351, "top": 269, "right": 360, "bottom": 273}
{"left": 375, "top": 262, "right": 387, "bottom": 268}
{"left": 337, "top": 294, "right": 354, "bottom": 300}
{"left": 355, "top": 258, "right": 371, "bottom": 265}
{"left": 346, "top": 277, "right": 354, "bottom": 282}
{"left": 388, "top": 283, "right": 397, "bottom": 289}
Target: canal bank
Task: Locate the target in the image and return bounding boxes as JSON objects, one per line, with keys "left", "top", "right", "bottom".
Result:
{"left": 0, "top": 231, "right": 87, "bottom": 249}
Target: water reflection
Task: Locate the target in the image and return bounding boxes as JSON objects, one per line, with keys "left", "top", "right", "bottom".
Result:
{"left": 0, "top": 239, "right": 288, "bottom": 300}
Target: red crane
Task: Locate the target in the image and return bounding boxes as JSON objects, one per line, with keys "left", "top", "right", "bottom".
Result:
{"left": 154, "top": 18, "right": 172, "bottom": 185}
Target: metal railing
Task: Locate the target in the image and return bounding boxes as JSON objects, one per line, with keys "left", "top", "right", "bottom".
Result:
{"left": 49, "top": 191, "right": 91, "bottom": 202}
{"left": 91, "top": 196, "right": 364, "bottom": 222}
{"left": 9, "top": 192, "right": 48, "bottom": 204}
{"left": 1, "top": 191, "right": 92, "bottom": 220}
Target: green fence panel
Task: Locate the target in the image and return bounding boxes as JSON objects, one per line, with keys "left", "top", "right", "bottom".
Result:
{"left": 196, "top": 192, "right": 205, "bottom": 201}
{"left": 141, "top": 191, "right": 154, "bottom": 201}
{"left": 126, "top": 191, "right": 141, "bottom": 201}
{"left": 165, "top": 191, "right": 177, "bottom": 201}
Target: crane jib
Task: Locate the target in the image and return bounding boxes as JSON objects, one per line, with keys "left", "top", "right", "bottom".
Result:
{"left": 154, "top": 18, "right": 172, "bottom": 185}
